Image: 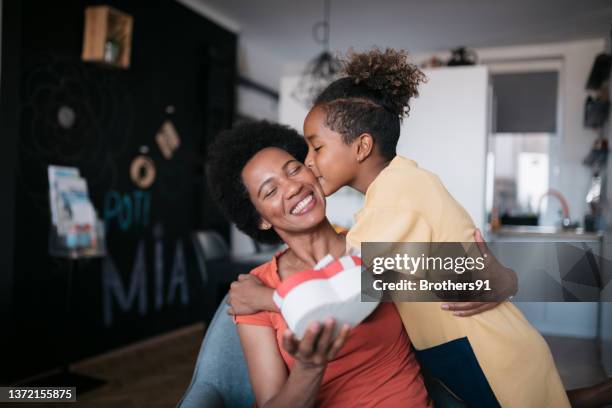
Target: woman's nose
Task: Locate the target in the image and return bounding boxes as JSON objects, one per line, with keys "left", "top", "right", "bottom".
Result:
{"left": 284, "top": 178, "right": 302, "bottom": 199}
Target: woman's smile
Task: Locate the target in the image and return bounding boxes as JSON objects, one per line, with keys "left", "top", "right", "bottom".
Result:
{"left": 289, "top": 193, "right": 316, "bottom": 216}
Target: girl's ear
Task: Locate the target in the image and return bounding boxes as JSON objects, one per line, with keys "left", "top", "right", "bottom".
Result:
{"left": 354, "top": 133, "right": 375, "bottom": 162}
{"left": 259, "top": 219, "right": 272, "bottom": 230}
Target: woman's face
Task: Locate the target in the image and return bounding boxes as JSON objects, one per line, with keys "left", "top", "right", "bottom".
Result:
{"left": 303, "top": 106, "right": 358, "bottom": 196}
{"left": 241, "top": 147, "right": 327, "bottom": 236}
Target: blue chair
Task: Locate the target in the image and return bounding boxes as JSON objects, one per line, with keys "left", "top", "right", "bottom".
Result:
{"left": 178, "top": 294, "right": 465, "bottom": 408}
{"left": 178, "top": 294, "right": 254, "bottom": 408}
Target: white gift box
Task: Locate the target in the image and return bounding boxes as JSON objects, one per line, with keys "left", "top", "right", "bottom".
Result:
{"left": 273, "top": 253, "right": 380, "bottom": 339}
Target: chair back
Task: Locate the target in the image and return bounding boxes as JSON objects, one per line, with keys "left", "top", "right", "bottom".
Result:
{"left": 192, "top": 231, "right": 230, "bottom": 285}
{"left": 177, "top": 294, "right": 254, "bottom": 408}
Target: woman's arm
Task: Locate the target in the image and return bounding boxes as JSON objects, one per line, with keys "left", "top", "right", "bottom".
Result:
{"left": 238, "top": 319, "right": 349, "bottom": 408}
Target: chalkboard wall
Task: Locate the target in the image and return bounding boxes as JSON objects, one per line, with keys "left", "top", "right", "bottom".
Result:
{"left": 3, "top": 0, "right": 236, "bottom": 382}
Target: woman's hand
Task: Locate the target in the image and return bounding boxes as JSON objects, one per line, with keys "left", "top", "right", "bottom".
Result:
{"left": 227, "top": 274, "right": 276, "bottom": 315}
{"left": 282, "top": 319, "right": 350, "bottom": 371}
{"left": 441, "top": 228, "right": 518, "bottom": 317}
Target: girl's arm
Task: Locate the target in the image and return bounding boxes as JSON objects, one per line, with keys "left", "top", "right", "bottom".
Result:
{"left": 442, "top": 229, "right": 518, "bottom": 317}
{"left": 227, "top": 274, "right": 277, "bottom": 315}
{"left": 238, "top": 319, "right": 350, "bottom": 408}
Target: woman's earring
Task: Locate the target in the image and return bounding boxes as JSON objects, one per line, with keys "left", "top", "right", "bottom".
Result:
{"left": 261, "top": 221, "right": 271, "bottom": 230}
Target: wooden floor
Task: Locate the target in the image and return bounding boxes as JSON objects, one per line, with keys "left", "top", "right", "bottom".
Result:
{"left": 19, "top": 323, "right": 206, "bottom": 408}
{"left": 16, "top": 326, "right": 609, "bottom": 407}
{"left": 545, "top": 335, "right": 608, "bottom": 390}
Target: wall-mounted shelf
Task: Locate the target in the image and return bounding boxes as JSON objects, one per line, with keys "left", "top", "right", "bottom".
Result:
{"left": 81, "top": 6, "right": 133, "bottom": 69}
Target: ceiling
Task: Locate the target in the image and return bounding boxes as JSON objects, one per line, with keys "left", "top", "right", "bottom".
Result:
{"left": 198, "top": 0, "right": 612, "bottom": 61}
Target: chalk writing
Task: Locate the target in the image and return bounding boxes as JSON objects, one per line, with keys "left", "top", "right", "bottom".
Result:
{"left": 102, "top": 231, "right": 190, "bottom": 327}
{"left": 103, "top": 190, "right": 151, "bottom": 230}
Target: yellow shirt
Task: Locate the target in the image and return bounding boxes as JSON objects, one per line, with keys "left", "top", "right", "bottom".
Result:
{"left": 347, "top": 155, "right": 569, "bottom": 408}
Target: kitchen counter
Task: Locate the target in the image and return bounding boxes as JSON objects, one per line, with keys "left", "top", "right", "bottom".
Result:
{"left": 489, "top": 224, "right": 604, "bottom": 344}
{"left": 491, "top": 225, "right": 603, "bottom": 241}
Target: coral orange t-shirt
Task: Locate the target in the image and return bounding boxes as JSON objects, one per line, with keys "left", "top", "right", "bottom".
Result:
{"left": 235, "top": 251, "right": 431, "bottom": 407}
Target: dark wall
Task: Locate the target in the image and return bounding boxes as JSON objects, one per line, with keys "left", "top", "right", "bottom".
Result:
{"left": 0, "top": 0, "right": 22, "bottom": 385}
{"left": 3, "top": 0, "right": 236, "bottom": 382}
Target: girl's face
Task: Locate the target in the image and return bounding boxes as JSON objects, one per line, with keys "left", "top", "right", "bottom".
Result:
{"left": 303, "top": 106, "right": 358, "bottom": 196}
{"left": 241, "top": 147, "right": 327, "bottom": 237}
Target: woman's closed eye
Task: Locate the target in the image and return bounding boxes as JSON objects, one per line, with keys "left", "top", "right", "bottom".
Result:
{"left": 314, "top": 146, "right": 323, "bottom": 152}
{"left": 264, "top": 187, "right": 277, "bottom": 198}
{"left": 289, "top": 165, "right": 302, "bottom": 176}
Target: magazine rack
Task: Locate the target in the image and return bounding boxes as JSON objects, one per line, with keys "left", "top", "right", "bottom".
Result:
{"left": 48, "top": 221, "right": 106, "bottom": 259}
{"left": 23, "top": 223, "right": 109, "bottom": 392}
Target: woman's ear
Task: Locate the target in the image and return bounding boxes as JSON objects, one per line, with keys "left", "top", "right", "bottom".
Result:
{"left": 259, "top": 219, "right": 272, "bottom": 230}
{"left": 354, "top": 133, "right": 375, "bottom": 162}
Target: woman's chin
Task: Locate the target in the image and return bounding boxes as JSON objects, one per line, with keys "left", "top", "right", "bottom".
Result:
{"left": 290, "top": 211, "right": 326, "bottom": 232}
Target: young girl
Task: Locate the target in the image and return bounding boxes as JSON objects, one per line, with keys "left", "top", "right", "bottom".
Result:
{"left": 298, "top": 48, "right": 568, "bottom": 408}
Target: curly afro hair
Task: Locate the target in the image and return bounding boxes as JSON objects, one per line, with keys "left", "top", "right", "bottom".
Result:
{"left": 314, "top": 48, "right": 426, "bottom": 160}
{"left": 206, "top": 121, "right": 308, "bottom": 245}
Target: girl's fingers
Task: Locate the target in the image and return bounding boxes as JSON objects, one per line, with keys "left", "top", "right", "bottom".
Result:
{"left": 442, "top": 302, "right": 487, "bottom": 311}
{"left": 226, "top": 306, "right": 235, "bottom": 316}
{"left": 237, "top": 274, "right": 249, "bottom": 281}
{"left": 327, "top": 324, "right": 350, "bottom": 360}
{"left": 454, "top": 303, "right": 499, "bottom": 317}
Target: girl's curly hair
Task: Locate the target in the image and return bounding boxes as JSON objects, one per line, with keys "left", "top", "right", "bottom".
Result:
{"left": 314, "top": 48, "right": 426, "bottom": 159}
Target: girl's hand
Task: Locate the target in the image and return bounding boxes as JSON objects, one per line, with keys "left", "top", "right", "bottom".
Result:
{"left": 441, "top": 228, "right": 518, "bottom": 317}
{"left": 282, "top": 319, "right": 350, "bottom": 371}
{"left": 227, "top": 274, "right": 273, "bottom": 315}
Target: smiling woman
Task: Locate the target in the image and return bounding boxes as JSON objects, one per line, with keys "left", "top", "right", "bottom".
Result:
{"left": 205, "top": 121, "right": 431, "bottom": 408}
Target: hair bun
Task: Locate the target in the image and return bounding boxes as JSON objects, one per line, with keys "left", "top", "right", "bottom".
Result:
{"left": 343, "top": 48, "right": 426, "bottom": 117}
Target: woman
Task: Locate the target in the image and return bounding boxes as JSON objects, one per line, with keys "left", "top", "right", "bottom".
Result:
{"left": 206, "top": 121, "right": 431, "bottom": 407}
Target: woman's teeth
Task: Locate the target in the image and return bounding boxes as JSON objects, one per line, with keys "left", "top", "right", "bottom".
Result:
{"left": 291, "top": 194, "right": 314, "bottom": 215}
